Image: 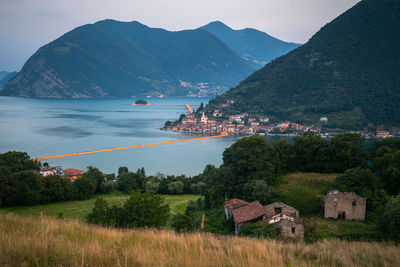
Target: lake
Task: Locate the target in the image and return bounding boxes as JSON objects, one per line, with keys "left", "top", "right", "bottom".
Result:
{"left": 0, "top": 97, "right": 292, "bottom": 176}
{"left": 0, "top": 97, "right": 241, "bottom": 176}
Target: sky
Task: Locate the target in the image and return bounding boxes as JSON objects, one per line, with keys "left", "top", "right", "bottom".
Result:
{"left": 0, "top": 0, "right": 360, "bottom": 71}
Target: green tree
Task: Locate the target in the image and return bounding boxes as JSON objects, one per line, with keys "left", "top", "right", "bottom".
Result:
{"left": 171, "top": 214, "right": 194, "bottom": 232}
{"left": 0, "top": 151, "right": 39, "bottom": 173}
{"left": 117, "top": 172, "right": 145, "bottom": 194}
{"left": 13, "top": 170, "right": 45, "bottom": 205}
{"left": 119, "top": 190, "right": 170, "bottom": 228}
{"left": 328, "top": 133, "right": 368, "bottom": 172}
{"left": 373, "top": 150, "right": 400, "bottom": 195}
{"left": 74, "top": 177, "right": 96, "bottom": 200}
{"left": 242, "top": 180, "right": 274, "bottom": 205}
{"left": 379, "top": 194, "right": 400, "bottom": 240}
{"left": 118, "top": 166, "right": 129, "bottom": 176}
{"left": 145, "top": 180, "right": 160, "bottom": 193}
{"left": 168, "top": 181, "right": 184, "bottom": 194}
{"left": 240, "top": 223, "right": 279, "bottom": 238}
{"left": 86, "top": 198, "right": 110, "bottom": 226}
{"left": 82, "top": 166, "right": 104, "bottom": 194}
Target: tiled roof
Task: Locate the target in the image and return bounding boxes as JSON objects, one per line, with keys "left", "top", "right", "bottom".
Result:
{"left": 63, "top": 168, "right": 85, "bottom": 174}
{"left": 232, "top": 201, "right": 266, "bottom": 224}
{"left": 224, "top": 198, "right": 248, "bottom": 207}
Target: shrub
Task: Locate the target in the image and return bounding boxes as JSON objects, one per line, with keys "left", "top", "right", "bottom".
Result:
{"left": 240, "top": 223, "right": 279, "bottom": 238}
{"left": 379, "top": 194, "right": 400, "bottom": 240}
{"left": 171, "top": 214, "right": 194, "bottom": 232}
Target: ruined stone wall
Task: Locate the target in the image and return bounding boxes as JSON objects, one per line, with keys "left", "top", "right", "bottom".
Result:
{"left": 264, "top": 202, "right": 299, "bottom": 219}
{"left": 275, "top": 219, "right": 304, "bottom": 241}
{"left": 324, "top": 191, "right": 366, "bottom": 220}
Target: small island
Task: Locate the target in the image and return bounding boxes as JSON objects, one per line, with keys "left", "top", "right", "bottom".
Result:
{"left": 131, "top": 99, "right": 150, "bottom": 106}
{"left": 135, "top": 99, "right": 147, "bottom": 105}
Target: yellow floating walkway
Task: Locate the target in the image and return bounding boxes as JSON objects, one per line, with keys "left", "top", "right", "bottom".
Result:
{"left": 35, "top": 132, "right": 228, "bottom": 162}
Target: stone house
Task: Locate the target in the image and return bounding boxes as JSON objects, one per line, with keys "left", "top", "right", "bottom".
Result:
{"left": 224, "top": 198, "right": 249, "bottom": 219}
{"left": 263, "top": 202, "right": 304, "bottom": 240}
{"left": 231, "top": 200, "right": 266, "bottom": 234}
{"left": 263, "top": 202, "right": 300, "bottom": 219}
{"left": 224, "top": 199, "right": 304, "bottom": 240}
{"left": 324, "top": 190, "right": 366, "bottom": 221}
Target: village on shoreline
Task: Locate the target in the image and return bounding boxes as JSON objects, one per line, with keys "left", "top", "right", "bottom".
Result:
{"left": 162, "top": 100, "right": 395, "bottom": 139}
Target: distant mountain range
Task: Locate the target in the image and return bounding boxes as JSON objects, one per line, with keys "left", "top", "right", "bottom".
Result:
{"left": 200, "top": 21, "right": 300, "bottom": 67}
{"left": 0, "top": 71, "right": 18, "bottom": 89}
{"left": 0, "top": 20, "right": 298, "bottom": 98}
{"left": 207, "top": 0, "right": 400, "bottom": 130}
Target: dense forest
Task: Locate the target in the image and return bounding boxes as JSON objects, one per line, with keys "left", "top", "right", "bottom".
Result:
{"left": 207, "top": 0, "right": 400, "bottom": 130}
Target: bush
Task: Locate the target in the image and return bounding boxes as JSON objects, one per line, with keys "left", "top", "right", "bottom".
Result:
{"left": 86, "top": 191, "right": 170, "bottom": 229}
{"left": 379, "top": 194, "right": 400, "bottom": 240}
{"left": 240, "top": 223, "right": 279, "bottom": 238}
{"left": 285, "top": 185, "right": 320, "bottom": 215}
{"left": 171, "top": 214, "right": 194, "bottom": 232}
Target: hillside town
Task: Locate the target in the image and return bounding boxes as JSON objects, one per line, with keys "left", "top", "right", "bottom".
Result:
{"left": 162, "top": 100, "right": 394, "bottom": 138}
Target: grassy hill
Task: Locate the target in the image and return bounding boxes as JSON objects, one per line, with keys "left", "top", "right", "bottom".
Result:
{"left": 207, "top": 0, "right": 400, "bottom": 130}
{"left": 1, "top": 213, "right": 399, "bottom": 266}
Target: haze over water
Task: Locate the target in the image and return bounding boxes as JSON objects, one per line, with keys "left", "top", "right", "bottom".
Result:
{"left": 0, "top": 97, "right": 241, "bottom": 176}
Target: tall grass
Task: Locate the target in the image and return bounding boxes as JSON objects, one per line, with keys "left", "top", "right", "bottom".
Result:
{"left": 0, "top": 213, "right": 399, "bottom": 266}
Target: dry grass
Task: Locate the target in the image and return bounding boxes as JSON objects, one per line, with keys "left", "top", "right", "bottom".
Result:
{"left": 0, "top": 213, "right": 399, "bottom": 267}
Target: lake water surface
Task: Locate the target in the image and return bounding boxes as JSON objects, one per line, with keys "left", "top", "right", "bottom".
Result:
{"left": 0, "top": 97, "right": 240, "bottom": 176}
{"left": 0, "top": 97, "right": 291, "bottom": 176}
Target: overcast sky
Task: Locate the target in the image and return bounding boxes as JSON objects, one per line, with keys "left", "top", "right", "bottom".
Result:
{"left": 0, "top": 0, "right": 360, "bottom": 71}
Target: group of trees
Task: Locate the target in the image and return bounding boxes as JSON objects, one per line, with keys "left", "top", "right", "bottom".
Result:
{"left": 87, "top": 190, "right": 170, "bottom": 228}
{"left": 0, "top": 152, "right": 113, "bottom": 207}
{"left": 116, "top": 166, "right": 205, "bottom": 195}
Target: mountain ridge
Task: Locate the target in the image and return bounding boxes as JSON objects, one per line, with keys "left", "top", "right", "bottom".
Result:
{"left": 207, "top": 0, "right": 400, "bottom": 130}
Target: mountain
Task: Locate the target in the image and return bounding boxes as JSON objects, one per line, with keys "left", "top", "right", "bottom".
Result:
{"left": 0, "top": 72, "right": 18, "bottom": 89}
{"left": 0, "top": 71, "right": 10, "bottom": 80}
{"left": 207, "top": 0, "right": 400, "bottom": 130}
{"left": 1, "top": 20, "right": 257, "bottom": 98}
{"left": 200, "top": 21, "right": 301, "bottom": 67}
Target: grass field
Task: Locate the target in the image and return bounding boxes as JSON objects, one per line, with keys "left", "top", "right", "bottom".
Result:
{"left": 277, "top": 172, "right": 339, "bottom": 196}
{"left": 0, "top": 192, "right": 199, "bottom": 222}
{"left": 0, "top": 213, "right": 399, "bottom": 267}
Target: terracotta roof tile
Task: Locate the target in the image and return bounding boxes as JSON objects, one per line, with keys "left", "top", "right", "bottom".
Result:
{"left": 224, "top": 198, "right": 248, "bottom": 207}
{"left": 232, "top": 201, "right": 266, "bottom": 224}
{"left": 63, "top": 168, "right": 85, "bottom": 174}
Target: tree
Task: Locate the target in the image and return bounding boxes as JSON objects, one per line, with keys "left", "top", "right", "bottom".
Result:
{"left": 118, "top": 166, "right": 129, "bottom": 176}
{"left": 136, "top": 167, "right": 146, "bottom": 176}
{"left": 222, "top": 136, "right": 278, "bottom": 198}
{"left": 168, "top": 181, "right": 184, "bottom": 194}
{"left": 373, "top": 150, "right": 400, "bottom": 195}
{"left": 13, "top": 170, "right": 45, "bottom": 205}
{"left": 240, "top": 223, "right": 279, "bottom": 238}
{"left": 86, "top": 198, "right": 110, "bottom": 226}
{"left": 379, "top": 194, "right": 400, "bottom": 240}
{"left": 82, "top": 166, "right": 104, "bottom": 193}
{"left": 145, "top": 180, "right": 159, "bottom": 193}
{"left": 117, "top": 172, "right": 145, "bottom": 194}
{"left": 74, "top": 177, "right": 96, "bottom": 200}
{"left": 190, "top": 182, "right": 206, "bottom": 194}
{"left": 119, "top": 191, "right": 170, "bottom": 228}
{"left": 0, "top": 151, "right": 39, "bottom": 173}
{"left": 171, "top": 214, "right": 194, "bottom": 232}
{"left": 242, "top": 180, "right": 274, "bottom": 205}
{"left": 328, "top": 133, "right": 368, "bottom": 172}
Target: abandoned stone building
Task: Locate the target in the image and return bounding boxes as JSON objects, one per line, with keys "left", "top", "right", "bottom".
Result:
{"left": 224, "top": 199, "right": 304, "bottom": 240}
{"left": 231, "top": 200, "right": 266, "bottom": 234}
{"left": 224, "top": 198, "right": 249, "bottom": 219}
{"left": 264, "top": 202, "right": 300, "bottom": 219}
{"left": 324, "top": 190, "right": 366, "bottom": 221}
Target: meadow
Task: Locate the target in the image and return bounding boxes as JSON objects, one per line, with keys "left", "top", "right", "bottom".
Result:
{"left": 0, "top": 213, "right": 399, "bottom": 267}
{"left": 0, "top": 192, "right": 199, "bottom": 221}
